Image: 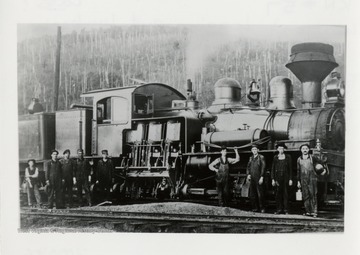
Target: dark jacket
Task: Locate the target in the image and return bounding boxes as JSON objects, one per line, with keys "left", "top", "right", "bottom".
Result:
{"left": 96, "top": 159, "right": 114, "bottom": 185}
{"left": 45, "top": 160, "right": 63, "bottom": 186}
{"left": 75, "top": 158, "right": 92, "bottom": 181}
{"left": 60, "top": 158, "right": 75, "bottom": 182}
{"left": 271, "top": 154, "right": 292, "bottom": 181}
{"left": 247, "top": 154, "right": 266, "bottom": 181}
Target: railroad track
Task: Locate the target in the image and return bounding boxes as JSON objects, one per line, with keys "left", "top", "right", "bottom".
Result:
{"left": 20, "top": 206, "right": 344, "bottom": 233}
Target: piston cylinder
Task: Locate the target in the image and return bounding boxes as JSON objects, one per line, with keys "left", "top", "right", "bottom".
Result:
{"left": 204, "top": 129, "right": 269, "bottom": 147}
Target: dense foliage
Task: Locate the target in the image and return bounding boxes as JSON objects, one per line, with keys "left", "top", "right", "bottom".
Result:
{"left": 17, "top": 25, "right": 345, "bottom": 114}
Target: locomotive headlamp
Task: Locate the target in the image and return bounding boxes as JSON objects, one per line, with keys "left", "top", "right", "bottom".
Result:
{"left": 325, "top": 73, "right": 345, "bottom": 99}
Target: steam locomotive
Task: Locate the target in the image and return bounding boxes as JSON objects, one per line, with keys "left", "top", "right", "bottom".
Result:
{"left": 19, "top": 42, "right": 345, "bottom": 205}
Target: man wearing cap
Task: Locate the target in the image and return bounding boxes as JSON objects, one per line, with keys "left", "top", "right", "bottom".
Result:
{"left": 24, "top": 159, "right": 41, "bottom": 207}
{"left": 45, "top": 150, "right": 64, "bottom": 209}
{"left": 95, "top": 150, "right": 114, "bottom": 201}
{"left": 271, "top": 143, "right": 293, "bottom": 214}
{"left": 74, "top": 149, "right": 93, "bottom": 206}
{"left": 60, "top": 149, "right": 75, "bottom": 208}
{"left": 209, "top": 146, "right": 240, "bottom": 207}
{"left": 247, "top": 144, "right": 266, "bottom": 213}
{"left": 297, "top": 144, "right": 325, "bottom": 217}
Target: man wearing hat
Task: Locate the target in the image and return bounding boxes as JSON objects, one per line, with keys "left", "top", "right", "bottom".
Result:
{"left": 74, "top": 149, "right": 93, "bottom": 206}
{"left": 45, "top": 150, "right": 64, "bottom": 209}
{"left": 247, "top": 144, "right": 266, "bottom": 213}
{"left": 209, "top": 145, "right": 240, "bottom": 207}
{"left": 60, "top": 149, "right": 75, "bottom": 208}
{"left": 297, "top": 144, "right": 325, "bottom": 217}
{"left": 271, "top": 143, "right": 293, "bottom": 214}
{"left": 95, "top": 149, "right": 114, "bottom": 201}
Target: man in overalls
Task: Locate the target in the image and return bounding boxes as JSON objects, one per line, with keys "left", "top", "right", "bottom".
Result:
{"left": 60, "top": 149, "right": 75, "bottom": 208}
{"left": 45, "top": 150, "right": 64, "bottom": 209}
{"left": 209, "top": 146, "right": 240, "bottom": 207}
{"left": 297, "top": 144, "right": 325, "bottom": 217}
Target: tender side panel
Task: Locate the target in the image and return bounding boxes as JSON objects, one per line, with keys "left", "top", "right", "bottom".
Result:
{"left": 55, "top": 109, "right": 93, "bottom": 155}
{"left": 18, "top": 113, "right": 55, "bottom": 162}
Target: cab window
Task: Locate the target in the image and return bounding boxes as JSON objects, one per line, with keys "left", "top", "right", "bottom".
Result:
{"left": 97, "top": 97, "right": 128, "bottom": 124}
{"left": 133, "top": 94, "right": 153, "bottom": 117}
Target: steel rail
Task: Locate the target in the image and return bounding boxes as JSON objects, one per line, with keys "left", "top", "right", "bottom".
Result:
{"left": 20, "top": 208, "right": 344, "bottom": 233}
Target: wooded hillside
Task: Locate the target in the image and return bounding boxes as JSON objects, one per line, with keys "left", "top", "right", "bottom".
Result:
{"left": 17, "top": 25, "right": 345, "bottom": 114}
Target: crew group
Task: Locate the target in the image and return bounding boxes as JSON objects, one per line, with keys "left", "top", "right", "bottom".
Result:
{"left": 24, "top": 149, "right": 114, "bottom": 209}
{"left": 209, "top": 143, "right": 326, "bottom": 217}
{"left": 24, "top": 143, "right": 326, "bottom": 216}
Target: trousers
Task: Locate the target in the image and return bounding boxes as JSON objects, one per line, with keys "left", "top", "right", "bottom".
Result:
{"left": 216, "top": 180, "right": 229, "bottom": 207}
{"left": 275, "top": 178, "right": 289, "bottom": 212}
{"left": 302, "top": 177, "right": 318, "bottom": 214}
{"left": 48, "top": 183, "right": 63, "bottom": 209}
{"left": 62, "top": 179, "right": 73, "bottom": 206}
{"left": 26, "top": 183, "right": 41, "bottom": 206}
{"left": 249, "top": 179, "right": 264, "bottom": 211}
{"left": 76, "top": 179, "right": 91, "bottom": 205}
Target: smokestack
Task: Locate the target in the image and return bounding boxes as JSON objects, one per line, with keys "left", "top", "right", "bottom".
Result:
{"left": 285, "top": 43, "right": 338, "bottom": 108}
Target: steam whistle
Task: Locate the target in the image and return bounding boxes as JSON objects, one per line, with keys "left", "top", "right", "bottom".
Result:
{"left": 186, "top": 79, "right": 199, "bottom": 109}
{"left": 187, "top": 79, "right": 196, "bottom": 100}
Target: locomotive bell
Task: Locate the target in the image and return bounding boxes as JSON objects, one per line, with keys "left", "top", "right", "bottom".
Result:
{"left": 266, "top": 76, "right": 296, "bottom": 110}
{"left": 212, "top": 78, "right": 242, "bottom": 107}
{"left": 249, "top": 79, "right": 261, "bottom": 95}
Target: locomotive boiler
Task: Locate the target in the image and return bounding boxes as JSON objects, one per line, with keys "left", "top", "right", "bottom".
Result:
{"left": 18, "top": 42, "right": 345, "bottom": 205}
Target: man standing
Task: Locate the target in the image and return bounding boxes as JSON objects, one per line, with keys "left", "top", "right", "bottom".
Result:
{"left": 96, "top": 150, "right": 114, "bottom": 201}
{"left": 24, "top": 159, "right": 42, "bottom": 207}
{"left": 45, "top": 150, "right": 63, "bottom": 209}
{"left": 74, "top": 149, "right": 92, "bottom": 206}
{"left": 60, "top": 149, "right": 75, "bottom": 208}
{"left": 297, "top": 144, "right": 325, "bottom": 217}
{"left": 209, "top": 146, "right": 240, "bottom": 207}
{"left": 271, "top": 143, "right": 293, "bottom": 214}
{"left": 247, "top": 144, "right": 266, "bottom": 213}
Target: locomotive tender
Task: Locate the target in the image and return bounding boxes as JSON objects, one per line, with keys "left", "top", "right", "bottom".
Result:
{"left": 19, "top": 42, "right": 345, "bottom": 205}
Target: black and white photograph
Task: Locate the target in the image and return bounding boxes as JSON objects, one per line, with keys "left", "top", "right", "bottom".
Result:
{"left": 1, "top": 1, "right": 360, "bottom": 255}
{"left": 16, "top": 24, "right": 346, "bottom": 233}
